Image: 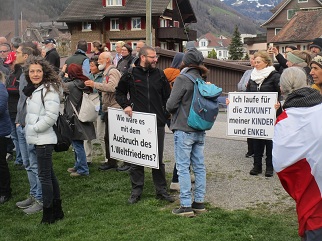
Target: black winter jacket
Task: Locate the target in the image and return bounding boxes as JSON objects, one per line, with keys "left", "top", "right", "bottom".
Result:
{"left": 115, "top": 66, "right": 170, "bottom": 127}
{"left": 45, "top": 48, "right": 60, "bottom": 72}
{"left": 246, "top": 70, "right": 280, "bottom": 95}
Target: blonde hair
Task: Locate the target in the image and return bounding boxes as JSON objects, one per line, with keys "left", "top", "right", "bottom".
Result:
{"left": 254, "top": 51, "right": 273, "bottom": 66}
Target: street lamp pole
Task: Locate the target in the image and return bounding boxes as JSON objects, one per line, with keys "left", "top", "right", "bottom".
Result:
{"left": 14, "top": 0, "right": 19, "bottom": 36}
{"left": 146, "top": 0, "right": 152, "bottom": 46}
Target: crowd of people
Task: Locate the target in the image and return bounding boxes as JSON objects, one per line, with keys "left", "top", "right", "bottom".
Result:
{"left": 1, "top": 35, "right": 322, "bottom": 239}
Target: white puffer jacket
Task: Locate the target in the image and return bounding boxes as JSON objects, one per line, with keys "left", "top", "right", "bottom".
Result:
{"left": 25, "top": 84, "right": 60, "bottom": 145}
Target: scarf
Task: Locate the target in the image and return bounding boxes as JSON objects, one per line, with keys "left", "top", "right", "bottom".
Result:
{"left": 283, "top": 87, "right": 322, "bottom": 109}
{"left": 250, "top": 66, "right": 275, "bottom": 88}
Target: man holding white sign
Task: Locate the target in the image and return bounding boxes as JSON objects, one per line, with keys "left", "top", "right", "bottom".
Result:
{"left": 115, "top": 46, "right": 174, "bottom": 204}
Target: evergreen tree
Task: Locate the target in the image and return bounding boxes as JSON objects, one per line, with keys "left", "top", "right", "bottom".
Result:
{"left": 228, "top": 25, "right": 244, "bottom": 60}
{"left": 208, "top": 49, "right": 217, "bottom": 59}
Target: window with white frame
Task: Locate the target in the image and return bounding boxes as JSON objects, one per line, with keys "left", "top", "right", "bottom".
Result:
{"left": 218, "top": 51, "right": 222, "bottom": 57}
{"left": 287, "top": 9, "right": 297, "bottom": 20}
{"left": 132, "top": 18, "right": 141, "bottom": 30}
{"left": 106, "top": 0, "right": 122, "bottom": 6}
{"left": 110, "top": 42, "right": 116, "bottom": 51}
{"left": 160, "top": 19, "right": 168, "bottom": 27}
{"left": 110, "top": 18, "right": 119, "bottom": 31}
{"left": 174, "top": 43, "right": 179, "bottom": 52}
{"left": 167, "top": 0, "right": 173, "bottom": 10}
{"left": 302, "top": 45, "right": 306, "bottom": 50}
{"left": 82, "top": 22, "right": 92, "bottom": 31}
{"left": 132, "top": 42, "right": 137, "bottom": 50}
{"left": 200, "top": 40, "right": 207, "bottom": 47}
{"left": 275, "top": 28, "right": 282, "bottom": 35}
{"left": 160, "top": 42, "right": 167, "bottom": 49}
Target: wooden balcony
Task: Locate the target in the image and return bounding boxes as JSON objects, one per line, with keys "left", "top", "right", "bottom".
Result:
{"left": 156, "top": 27, "right": 197, "bottom": 41}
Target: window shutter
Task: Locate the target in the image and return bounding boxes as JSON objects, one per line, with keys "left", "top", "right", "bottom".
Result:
{"left": 78, "top": 23, "right": 82, "bottom": 31}
{"left": 87, "top": 43, "right": 92, "bottom": 54}
{"left": 127, "top": 18, "right": 131, "bottom": 30}
{"left": 92, "top": 23, "right": 96, "bottom": 31}
{"left": 122, "top": 0, "right": 126, "bottom": 6}
{"left": 106, "top": 42, "right": 111, "bottom": 51}
{"left": 105, "top": 18, "right": 110, "bottom": 31}
{"left": 102, "top": 0, "right": 106, "bottom": 7}
{"left": 141, "top": 17, "right": 146, "bottom": 29}
{"left": 119, "top": 19, "right": 124, "bottom": 30}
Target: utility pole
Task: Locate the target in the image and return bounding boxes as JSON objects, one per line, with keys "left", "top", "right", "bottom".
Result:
{"left": 14, "top": 0, "right": 19, "bottom": 36}
{"left": 146, "top": 0, "right": 152, "bottom": 46}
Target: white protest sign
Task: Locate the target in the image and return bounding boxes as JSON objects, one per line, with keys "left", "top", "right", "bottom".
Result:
{"left": 108, "top": 107, "right": 159, "bottom": 169}
{"left": 227, "top": 92, "right": 277, "bottom": 139}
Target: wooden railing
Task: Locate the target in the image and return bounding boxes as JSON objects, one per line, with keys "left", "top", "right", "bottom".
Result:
{"left": 155, "top": 48, "right": 252, "bottom": 94}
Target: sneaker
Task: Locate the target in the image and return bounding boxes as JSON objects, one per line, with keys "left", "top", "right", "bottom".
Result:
{"left": 117, "top": 164, "right": 131, "bottom": 172}
{"left": 98, "top": 162, "right": 117, "bottom": 171}
{"left": 265, "top": 168, "right": 274, "bottom": 177}
{"left": 170, "top": 182, "right": 180, "bottom": 192}
{"left": 128, "top": 194, "right": 140, "bottom": 204}
{"left": 172, "top": 206, "right": 195, "bottom": 217}
{"left": 0, "top": 195, "right": 11, "bottom": 204}
{"left": 23, "top": 200, "right": 43, "bottom": 214}
{"left": 156, "top": 192, "right": 175, "bottom": 203}
{"left": 70, "top": 172, "right": 88, "bottom": 177}
{"left": 6, "top": 153, "right": 13, "bottom": 162}
{"left": 67, "top": 167, "right": 76, "bottom": 173}
{"left": 16, "top": 196, "right": 35, "bottom": 209}
{"left": 249, "top": 167, "right": 262, "bottom": 175}
{"left": 192, "top": 202, "right": 207, "bottom": 214}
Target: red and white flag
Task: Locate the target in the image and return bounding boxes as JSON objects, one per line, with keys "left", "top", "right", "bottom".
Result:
{"left": 273, "top": 103, "right": 322, "bottom": 236}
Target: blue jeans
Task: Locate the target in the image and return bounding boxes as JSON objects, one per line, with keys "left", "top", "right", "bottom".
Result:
{"left": 16, "top": 125, "right": 42, "bottom": 201}
{"left": 36, "top": 144, "right": 60, "bottom": 208}
{"left": 72, "top": 140, "right": 89, "bottom": 175}
{"left": 174, "top": 130, "right": 206, "bottom": 207}
{"left": 10, "top": 118, "right": 22, "bottom": 165}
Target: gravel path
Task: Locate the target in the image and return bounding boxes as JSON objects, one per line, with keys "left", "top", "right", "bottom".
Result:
{"left": 163, "top": 112, "right": 294, "bottom": 211}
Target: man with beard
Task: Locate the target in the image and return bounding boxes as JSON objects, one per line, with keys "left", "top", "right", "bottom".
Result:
{"left": 115, "top": 46, "right": 174, "bottom": 204}
{"left": 95, "top": 52, "right": 123, "bottom": 171}
{"left": 42, "top": 38, "right": 60, "bottom": 73}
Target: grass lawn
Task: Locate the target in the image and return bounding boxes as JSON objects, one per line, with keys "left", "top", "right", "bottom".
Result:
{"left": 0, "top": 147, "right": 299, "bottom": 241}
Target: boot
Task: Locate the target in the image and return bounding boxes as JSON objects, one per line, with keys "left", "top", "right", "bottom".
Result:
{"left": 41, "top": 206, "right": 55, "bottom": 224}
{"left": 249, "top": 166, "right": 262, "bottom": 175}
{"left": 265, "top": 166, "right": 274, "bottom": 177}
{"left": 53, "top": 199, "right": 64, "bottom": 221}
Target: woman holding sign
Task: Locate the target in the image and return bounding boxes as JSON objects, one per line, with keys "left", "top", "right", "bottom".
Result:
{"left": 246, "top": 51, "right": 281, "bottom": 177}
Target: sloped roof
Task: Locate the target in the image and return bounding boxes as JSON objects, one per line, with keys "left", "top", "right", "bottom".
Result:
{"left": 58, "top": 0, "right": 196, "bottom": 23}
{"left": 199, "top": 33, "right": 231, "bottom": 48}
{"left": 261, "top": 0, "right": 322, "bottom": 27}
{"left": 270, "top": 10, "right": 322, "bottom": 43}
{"left": 0, "top": 20, "right": 30, "bottom": 40}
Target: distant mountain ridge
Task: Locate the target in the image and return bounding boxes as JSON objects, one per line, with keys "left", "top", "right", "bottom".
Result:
{"left": 0, "top": 0, "right": 280, "bottom": 38}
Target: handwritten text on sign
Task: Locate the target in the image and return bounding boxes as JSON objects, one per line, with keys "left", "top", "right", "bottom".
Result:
{"left": 108, "top": 107, "right": 159, "bottom": 169}
{"left": 227, "top": 92, "right": 277, "bottom": 139}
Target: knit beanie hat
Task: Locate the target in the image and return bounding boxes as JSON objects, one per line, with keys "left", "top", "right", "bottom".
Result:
{"left": 310, "top": 53, "right": 322, "bottom": 69}
{"left": 170, "top": 52, "right": 184, "bottom": 69}
{"left": 309, "top": 38, "right": 322, "bottom": 51}
{"left": 183, "top": 48, "right": 204, "bottom": 66}
{"left": 280, "top": 67, "right": 307, "bottom": 95}
{"left": 286, "top": 52, "right": 305, "bottom": 64}
{"left": 185, "top": 41, "right": 196, "bottom": 50}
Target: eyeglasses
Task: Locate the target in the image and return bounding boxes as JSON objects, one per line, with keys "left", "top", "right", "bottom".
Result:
{"left": 145, "top": 55, "right": 158, "bottom": 59}
{"left": 0, "top": 50, "right": 9, "bottom": 53}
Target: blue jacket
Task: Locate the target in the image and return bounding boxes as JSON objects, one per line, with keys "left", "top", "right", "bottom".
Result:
{"left": 0, "top": 82, "right": 11, "bottom": 137}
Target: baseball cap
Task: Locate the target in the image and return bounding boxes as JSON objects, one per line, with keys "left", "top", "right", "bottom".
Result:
{"left": 42, "top": 38, "right": 56, "bottom": 45}
{"left": 4, "top": 51, "right": 16, "bottom": 64}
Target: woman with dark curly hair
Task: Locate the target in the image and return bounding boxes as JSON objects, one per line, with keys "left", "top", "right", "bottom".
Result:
{"left": 24, "top": 56, "right": 64, "bottom": 224}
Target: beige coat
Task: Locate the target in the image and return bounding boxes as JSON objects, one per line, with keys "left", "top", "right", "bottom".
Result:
{"left": 95, "top": 65, "right": 122, "bottom": 112}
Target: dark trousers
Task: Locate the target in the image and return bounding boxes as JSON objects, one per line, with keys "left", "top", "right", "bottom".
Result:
{"left": 253, "top": 139, "right": 272, "bottom": 169}
{"left": 104, "top": 111, "right": 119, "bottom": 166}
{"left": 36, "top": 144, "right": 60, "bottom": 208}
{"left": 247, "top": 138, "right": 254, "bottom": 155}
{"left": 130, "top": 126, "right": 167, "bottom": 196}
{"left": 0, "top": 137, "right": 11, "bottom": 197}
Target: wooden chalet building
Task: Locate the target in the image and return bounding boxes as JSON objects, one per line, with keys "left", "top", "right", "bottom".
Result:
{"left": 57, "top": 0, "right": 197, "bottom": 53}
{"left": 261, "top": 0, "right": 322, "bottom": 52}
{"left": 269, "top": 9, "right": 322, "bottom": 51}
